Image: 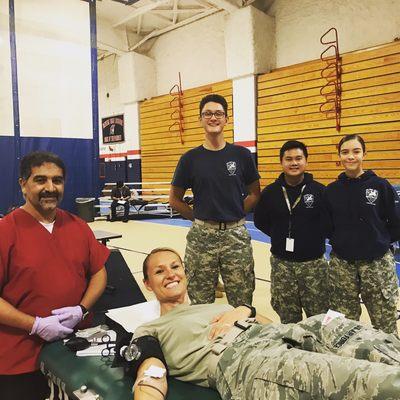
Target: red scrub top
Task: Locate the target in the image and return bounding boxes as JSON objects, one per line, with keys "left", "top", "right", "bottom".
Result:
{"left": 0, "top": 208, "right": 110, "bottom": 374}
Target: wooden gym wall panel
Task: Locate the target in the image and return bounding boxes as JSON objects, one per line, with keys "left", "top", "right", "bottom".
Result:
{"left": 140, "top": 80, "right": 233, "bottom": 187}
{"left": 257, "top": 41, "right": 400, "bottom": 187}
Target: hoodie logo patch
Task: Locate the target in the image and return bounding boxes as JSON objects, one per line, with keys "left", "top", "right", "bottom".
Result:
{"left": 366, "top": 188, "right": 378, "bottom": 205}
{"left": 226, "top": 161, "right": 237, "bottom": 176}
{"left": 303, "top": 194, "right": 314, "bottom": 208}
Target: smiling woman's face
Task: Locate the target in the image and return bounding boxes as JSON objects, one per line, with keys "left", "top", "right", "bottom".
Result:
{"left": 339, "top": 138, "right": 365, "bottom": 177}
{"left": 144, "top": 250, "right": 187, "bottom": 302}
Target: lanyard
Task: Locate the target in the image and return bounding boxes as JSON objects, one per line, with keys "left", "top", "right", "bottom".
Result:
{"left": 282, "top": 185, "right": 305, "bottom": 238}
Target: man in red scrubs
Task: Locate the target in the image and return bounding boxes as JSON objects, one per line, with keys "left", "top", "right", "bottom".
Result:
{"left": 0, "top": 151, "right": 109, "bottom": 400}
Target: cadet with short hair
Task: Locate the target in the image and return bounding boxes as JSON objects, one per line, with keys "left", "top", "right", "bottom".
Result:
{"left": 169, "top": 94, "right": 260, "bottom": 307}
{"left": 254, "top": 140, "right": 328, "bottom": 323}
{"left": 324, "top": 134, "right": 400, "bottom": 334}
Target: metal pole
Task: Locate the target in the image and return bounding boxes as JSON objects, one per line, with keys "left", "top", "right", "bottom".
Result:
{"left": 89, "top": 0, "right": 100, "bottom": 196}
{"left": 9, "top": 0, "right": 21, "bottom": 204}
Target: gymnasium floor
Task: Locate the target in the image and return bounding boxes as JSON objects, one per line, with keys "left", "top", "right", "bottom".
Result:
{"left": 89, "top": 218, "right": 400, "bottom": 328}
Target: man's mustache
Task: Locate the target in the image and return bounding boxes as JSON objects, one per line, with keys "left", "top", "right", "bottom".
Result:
{"left": 40, "top": 192, "right": 58, "bottom": 199}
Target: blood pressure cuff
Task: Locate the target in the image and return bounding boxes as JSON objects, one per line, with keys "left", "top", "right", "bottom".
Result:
{"left": 112, "top": 332, "right": 168, "bottom": 380}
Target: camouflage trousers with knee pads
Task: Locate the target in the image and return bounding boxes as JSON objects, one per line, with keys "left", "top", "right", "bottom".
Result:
{"left": 270, "top": 255, "right": 329, "bottom": 324}
{"left": 215, "top": 314, "right": 400, "bottom": 400}
{"left": 329, "top": 250, "right": 399, "bottom": 334}
{"left": 184, "top": 223, "right": 255, "bottom": 307}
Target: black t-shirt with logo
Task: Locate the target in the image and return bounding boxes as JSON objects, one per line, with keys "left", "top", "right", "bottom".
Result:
{"left": 172, "top": 143, "right": 260, "bottom": 222}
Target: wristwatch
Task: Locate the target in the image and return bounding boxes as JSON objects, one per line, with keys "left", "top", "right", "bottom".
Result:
{"left": 79, "top": 304, "right": 90, "bottom": 320}
{"left": 241, "top": 303, "right": 256, "bottom": 318}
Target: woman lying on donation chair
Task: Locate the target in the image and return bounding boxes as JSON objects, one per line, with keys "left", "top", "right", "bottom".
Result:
{"left": 122, "top": 247, "right": 400, "bottom": 400}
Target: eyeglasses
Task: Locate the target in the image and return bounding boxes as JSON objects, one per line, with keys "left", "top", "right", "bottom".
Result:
{"left": 201, "top": 111, "right": 226, "bottom": 119}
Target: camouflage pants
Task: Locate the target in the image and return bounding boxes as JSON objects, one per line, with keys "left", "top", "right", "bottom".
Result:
{"left": 270, "top": 255, "right": 329, "bottom": 324}
{"left": 184, "top": 223, "right": 255, "bottom": 307}
{"left": 329, "top": 251, "right": 399, "bottom": 334}
{"left": 215, "top": 315, "right": 400, "bottom": 399}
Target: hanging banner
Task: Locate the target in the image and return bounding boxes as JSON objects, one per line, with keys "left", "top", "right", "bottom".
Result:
{"left": 102, "top": 114, "right": 124, "bottom": 143}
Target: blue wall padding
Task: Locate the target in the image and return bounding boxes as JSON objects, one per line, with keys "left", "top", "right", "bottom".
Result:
{"left": 0, "top": 136, "right": 17, "bottom": 214}
{"left": 104, "top": 159, "right": 127, "bottom": 183}
{"left": 102, "top": 159, "right": 142, "bottom": 184}
{"left": 0, "top": 137, "right": 96, "bottom": 214}
{"left": 127, "top": 159, "right": 141, "bottom": 182}
{"left": 21, "top": 137, "right": 95, "bottom": 213}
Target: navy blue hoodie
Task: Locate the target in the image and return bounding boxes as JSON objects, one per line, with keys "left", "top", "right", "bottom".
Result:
{"left": 254, "top": 172, "right": 326, "bottom": 261}
{"left": 324, "top": 170, "right": 400, "bottom": 261}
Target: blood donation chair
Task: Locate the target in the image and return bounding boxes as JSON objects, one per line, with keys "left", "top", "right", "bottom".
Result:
{"left": 39, "top": 250, "right": 222, "bottom": 399}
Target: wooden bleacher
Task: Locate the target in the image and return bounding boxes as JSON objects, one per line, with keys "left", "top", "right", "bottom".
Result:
{"left": 257, "top": 40, "right": 400, "bottom": 187}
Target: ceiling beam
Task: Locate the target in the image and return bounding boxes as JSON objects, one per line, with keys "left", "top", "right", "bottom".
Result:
{"left": 113, "top": 0, "right": 170, "bottom": 28}
{"left": 148, "top": 8, "right": 206, "bottom": 14}
{"left": 97, "top": 52, "right": 117, "bottom": 62}
{"left": 205, "top": 0, "right": 239, "bottom": 12}
{"left": 150, "top": 12, "right": 172, "bottom": 23}
{"left": 194, "top": 0, "right": 215, "bottom": 8}
{"left": 172, "top": 0, "right": 178, "bottom": 24}
{"left": 129, "top": 8, "right": 219, "bottom": 51}
{"left": 136, "top": 14, "right": 142, "bottom": 34}
{"left": 97, "top": 41, "right": 127, "bottom": 56}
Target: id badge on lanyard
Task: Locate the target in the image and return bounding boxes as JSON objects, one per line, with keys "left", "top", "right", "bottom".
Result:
{"left": 282, "top": 185, "right": 305, "bottom": 252}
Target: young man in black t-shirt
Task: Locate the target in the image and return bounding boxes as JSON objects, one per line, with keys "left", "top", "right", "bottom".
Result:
{"left": 169, "top": 94, "right": 260, "bottom": 307}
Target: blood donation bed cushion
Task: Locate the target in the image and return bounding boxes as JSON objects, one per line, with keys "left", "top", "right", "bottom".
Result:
{"left": 39, "top": 341, "right": 221, "bottom": 400}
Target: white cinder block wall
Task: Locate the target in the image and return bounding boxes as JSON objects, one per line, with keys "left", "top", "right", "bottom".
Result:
{"left": 148, "top": 12, "right": 228, "bottom": 94}
{"left": 97, "top": 0, "right": 400, "bottom": 159}
{"left": 269, "top": 0, "right": 400, "bottom": 67}
{"left": 0, "top": 2, "right": 14, "bottom": 136}
{"left": 98, "top": 55, "right": 124, "bottom": 157}
{"left": 15, "top": 0, "right": 92, "bottom": 139}
{"left": 224, "top": 7, "right": 275, "bottom": 147}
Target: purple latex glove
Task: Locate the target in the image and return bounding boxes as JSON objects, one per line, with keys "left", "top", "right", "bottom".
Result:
{"left": 51, "top": 305, "right": 83, "bottom": 329}
{"left": 30, "top": 315, "right": 73, "bottom": 341}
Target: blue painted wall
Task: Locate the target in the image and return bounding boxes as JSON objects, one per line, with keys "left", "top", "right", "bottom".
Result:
{"left": 0, "top": 137, "right": 96, "bottom": 214}
{"left": 101, "top": 159, "right": 142, "bottom": 184}
{"left": 0, "top": 137, "right": 17, "bottom": 214}
{"left": 104, "top": 160, "right": 127, "bottom": 183}
{"left": 127, "top": 159, "right": 141, "bottom": 182}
